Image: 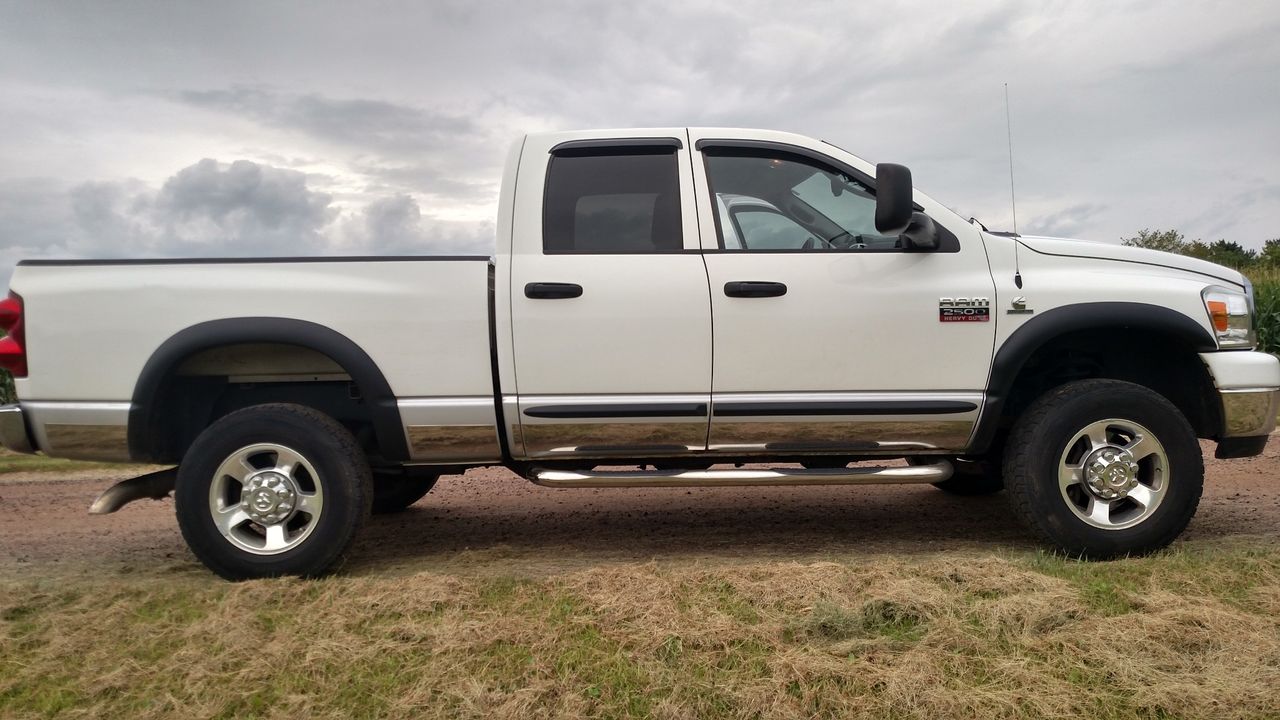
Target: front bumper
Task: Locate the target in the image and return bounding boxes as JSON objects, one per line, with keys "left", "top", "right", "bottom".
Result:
{"left": 0, "top": 404, "right": 36, "bottom": 455}
{"left": 1219, "top": 388, "right": 1280, "bottom": 437}
{"left": 1200, "top": 351, "right": 1280, "bottom": 442}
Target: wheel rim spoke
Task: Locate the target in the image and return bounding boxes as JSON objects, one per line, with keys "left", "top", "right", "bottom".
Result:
{"left": 214, "top": 507, "right": 250, "bottom": 535}
{"left": 263, "top": 523, "right": 290, "bottom": 552}
{"left": 1127, "top": 483, "right": 1155, "bottom": 508}
{"left": 295, "top": 492, "right": 322, "bottom": 516}
{"left": 1082, "top": 421, "right": 1111, "bottom": 450}
{"left": 1059, "top": 463, "right": 1082, "bottom": 491}
{"left": 1087, "top": 497, "right": 1113, "bottom": 524}
{"left": 214, "top": 454, "right": 258, "bottom": 484}
{"left": 274, "top": 447, "right": 306, "bottom": 477}
{"left": 1124, "top": 434, "right": 1157, "bottom": 461}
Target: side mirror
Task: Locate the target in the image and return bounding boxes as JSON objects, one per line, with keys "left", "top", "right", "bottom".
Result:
{"left": 876, "top": 163, "right": 939, "bottom": 251}
{"left": 875, "top": 163, "right": 914, "bottom": 234}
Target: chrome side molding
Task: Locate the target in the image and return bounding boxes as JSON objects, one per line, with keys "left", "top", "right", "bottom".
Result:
{"left": 528, "top": 461, "right": 952, "bottom": 488}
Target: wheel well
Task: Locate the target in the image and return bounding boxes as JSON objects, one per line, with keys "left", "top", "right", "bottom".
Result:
{"left": 991, "top": 329, "right": 1221, "bottom": 447}
{"left": 129, "top": 318, "right": 410, "bottom": 464}
{"left": 139, "top": 343, "right": 380, "bottom": 463}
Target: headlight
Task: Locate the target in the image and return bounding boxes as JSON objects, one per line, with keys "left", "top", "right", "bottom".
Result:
{"left": 1202, "top": 286, "right": 1254, "bottom": 349}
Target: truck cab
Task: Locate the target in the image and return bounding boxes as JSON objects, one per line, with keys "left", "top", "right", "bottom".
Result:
{"left": 500, "top": 128, "right": 994, "bottom": 463}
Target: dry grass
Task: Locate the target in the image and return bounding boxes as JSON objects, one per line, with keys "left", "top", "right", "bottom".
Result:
{"left": 3, "top": 541, "right": 1279, "bottom": 719}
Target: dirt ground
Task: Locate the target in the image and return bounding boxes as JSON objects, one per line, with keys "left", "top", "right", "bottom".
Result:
{"left": 2, "top": 439, "right": 1277, "bottom": 576}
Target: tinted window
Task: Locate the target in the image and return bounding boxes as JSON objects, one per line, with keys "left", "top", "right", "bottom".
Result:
{"left": 543, "top": 151, "right": 683, "bottom": 254}
{"left": 704, "top": 151, "right": 902, "bottom": 251}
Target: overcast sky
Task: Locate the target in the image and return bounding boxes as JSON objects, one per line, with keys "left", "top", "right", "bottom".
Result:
{"left": 1, "top": 0, "right": 1277, "bottom": 284}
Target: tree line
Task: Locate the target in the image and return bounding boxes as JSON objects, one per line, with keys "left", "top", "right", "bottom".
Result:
{"left": 1122, "top": 229, "right": 1280, "bottom": 269}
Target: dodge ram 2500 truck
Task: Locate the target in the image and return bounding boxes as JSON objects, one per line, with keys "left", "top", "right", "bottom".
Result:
{"left": 2, "top": 127, "right": 1276, "bottom": 579}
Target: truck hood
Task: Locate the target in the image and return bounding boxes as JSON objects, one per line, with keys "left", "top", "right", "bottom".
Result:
{"left": 1016, "top": 234, "right": 1246, "bottom": 288}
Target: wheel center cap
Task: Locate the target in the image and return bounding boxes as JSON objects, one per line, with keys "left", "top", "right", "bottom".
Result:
{"left": 241, "top": 471, "right": 297, "bottom": 525}
{"left": 1083, "top": 447, "right": 1139, "bottom": 499}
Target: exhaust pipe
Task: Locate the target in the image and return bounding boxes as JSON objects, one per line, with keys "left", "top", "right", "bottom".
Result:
{"left": 89, "top": 468, "right": 178, "bottom": 514}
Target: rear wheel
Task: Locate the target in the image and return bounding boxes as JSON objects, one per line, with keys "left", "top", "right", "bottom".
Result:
{"left": 1004, "top": 379, "right": 1203, "bottom": 558}
{"left": 174, "top": 403, "right": 372, "bottom": 580}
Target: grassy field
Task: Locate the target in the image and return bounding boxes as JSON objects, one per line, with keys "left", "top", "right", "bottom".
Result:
{"left": 2, "top": 541, "right": 1278, "bottom": 719}
{"left": 1245, "top": 267, "right": 1280, "bottom": 354}
{"left": 0, "top": 452, "right": 136, "bottom": 475}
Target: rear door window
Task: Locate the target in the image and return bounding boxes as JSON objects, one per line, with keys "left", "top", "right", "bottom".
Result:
{"left": 543, "top": 150, "right": 683, "bottom": 254}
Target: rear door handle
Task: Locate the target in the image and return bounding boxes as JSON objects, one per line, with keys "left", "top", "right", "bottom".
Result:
{"left": 524, "top": 282, "right": 583, "bottom": 299}
{"left": 724, "top": 281, "right": 787, "bottom": 298}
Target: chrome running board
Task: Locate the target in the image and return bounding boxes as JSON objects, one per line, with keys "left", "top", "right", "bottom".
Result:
{"left": 89, "top": 468, "right": 177, "bottom": 514}
{"left": 529, "top": 461, "right": 952, "bottom": 488}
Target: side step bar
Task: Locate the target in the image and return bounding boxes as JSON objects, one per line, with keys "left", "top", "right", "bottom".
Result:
{"left": 529, "top": 461, "right": 952, "bottom": 488}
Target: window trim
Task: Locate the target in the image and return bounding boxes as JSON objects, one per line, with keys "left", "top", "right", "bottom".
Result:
{"left": 550, "top": 137, "right": 683, "bottom": 157}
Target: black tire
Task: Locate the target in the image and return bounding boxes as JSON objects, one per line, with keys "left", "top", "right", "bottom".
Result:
{"left": 1003, "top": 379, "right": 1203, "bottom": 559}
{"left": 175, "top": 403, "right": 373, "bottom": 580}
{"left": 371, "top": 471, "right": 438, "bottom": 514}
{"left": 909, "top": 457, "right": 1005, "bottom": 495}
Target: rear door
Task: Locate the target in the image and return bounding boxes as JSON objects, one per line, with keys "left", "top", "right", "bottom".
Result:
{"left": 508, "top": 133, "right": 713, "bottom": 459}
{"left": 689, "top": 130, "right": 996, "bottom": 455}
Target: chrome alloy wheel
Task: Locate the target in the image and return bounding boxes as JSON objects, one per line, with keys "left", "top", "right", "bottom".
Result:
{"left": 207, "top": 443, "right": 324, "bottom": 555}
{"left": 1058, "top": 419, "right": 1168, "bottom": 530}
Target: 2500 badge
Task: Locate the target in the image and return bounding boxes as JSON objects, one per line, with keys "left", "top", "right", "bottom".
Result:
{"left": 939, "top": 297, "right": 990, "bottom": 322}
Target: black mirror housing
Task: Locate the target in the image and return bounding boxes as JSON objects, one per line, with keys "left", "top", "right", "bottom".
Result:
{"left": 875, "top": 163, "right": 914, "bottom": 234}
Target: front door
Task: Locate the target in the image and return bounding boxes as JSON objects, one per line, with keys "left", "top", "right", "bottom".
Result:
{"left": 689, "top": 131, "right": 996, "bottom": 455}
{"left": 508, "top": 134, "right": 713, "bottom": 459}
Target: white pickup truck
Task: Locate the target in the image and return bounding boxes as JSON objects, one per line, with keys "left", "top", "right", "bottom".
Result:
{"left": 2, "top": 127, "right": 1276, "bottom": 579}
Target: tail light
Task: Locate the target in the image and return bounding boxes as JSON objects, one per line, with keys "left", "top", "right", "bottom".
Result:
{"left": 0, "top": 292, "right": 27, "bottom": 378}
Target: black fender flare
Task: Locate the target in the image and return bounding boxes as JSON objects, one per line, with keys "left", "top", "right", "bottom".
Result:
{"left": 969, "top": 302, "right": 1218, "bottom": 453}
{"left": 128, "top": 317, "right": 408, "bottom": 462}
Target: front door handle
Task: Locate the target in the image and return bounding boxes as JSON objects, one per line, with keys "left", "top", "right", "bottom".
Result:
{"left": 525, "top": 282, "right": 583, "bottom": 299}
{"left": 724, "top": 281, "right": 787, "bottom": 298}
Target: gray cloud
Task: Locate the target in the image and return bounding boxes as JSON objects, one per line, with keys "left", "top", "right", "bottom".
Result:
{"left": 176, "top": 88, "right": 475, "bottom": 156}
{"left": 1025, "top": 203, "right": 1111, "bottom": 239}
{"left": 0, "top": 159, "right": 485, "bottom": 285}
{"left": 152, "top": 158, "right": 335, "bottom": 254}
{"left": 342, "top": 194, "right": 493, "bottom": 256}
{"left": 174, "top": 87, "right": 501, "bottom": 204}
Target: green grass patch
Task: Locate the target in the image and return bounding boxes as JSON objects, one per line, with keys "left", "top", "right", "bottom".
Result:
{"left": 0, "top": 451, "right": 135, "bottom": 475}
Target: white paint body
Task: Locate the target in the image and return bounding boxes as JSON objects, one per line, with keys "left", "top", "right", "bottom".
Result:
{"left": 6, "top": 127, "right": 1278, "bottom": 465}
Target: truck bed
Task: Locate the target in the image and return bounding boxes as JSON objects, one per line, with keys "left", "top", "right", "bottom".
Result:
{"left": 10, "top": 256, "right": 499, "bottom": 463}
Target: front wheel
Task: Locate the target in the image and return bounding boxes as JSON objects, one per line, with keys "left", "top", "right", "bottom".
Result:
{"left": 1004, "top": 379, "right": 1203, "bottom": 559}
{"left": 175, "top": 403, "right": 373, "bottom": 580}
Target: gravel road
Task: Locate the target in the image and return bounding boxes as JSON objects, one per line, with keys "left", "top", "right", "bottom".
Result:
{"left": 2, "top": 440, "right": 1277, "bottom": 576}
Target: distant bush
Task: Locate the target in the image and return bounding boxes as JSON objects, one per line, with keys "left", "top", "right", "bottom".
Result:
{"left": 1248, "top": 267, "right": 1280, "bottom": 355}
{"left": 0, "top": 369, "right": 11, "bottom": 405}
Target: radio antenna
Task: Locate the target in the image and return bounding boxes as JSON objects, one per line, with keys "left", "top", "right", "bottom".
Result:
{"left": 1005, "top": 82, "right": 1023, "bottom": 288}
